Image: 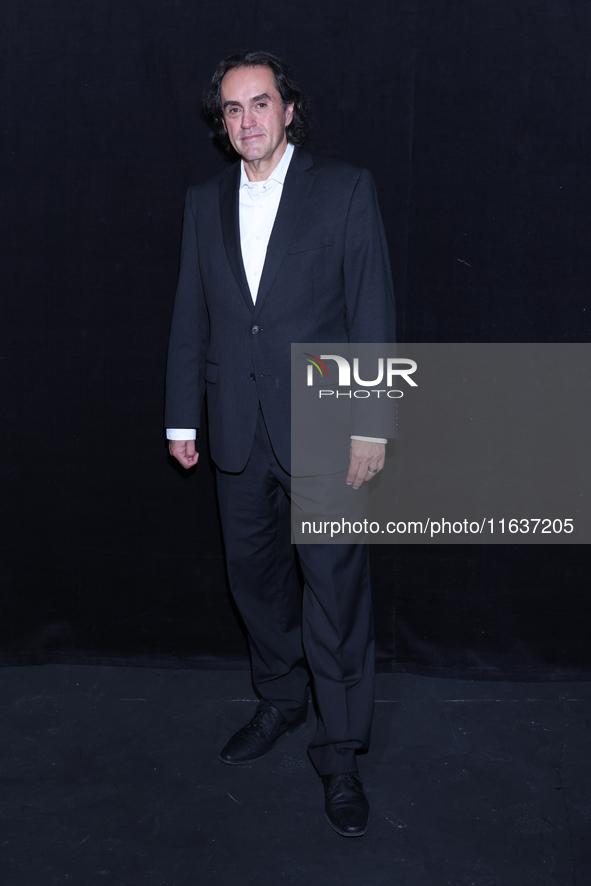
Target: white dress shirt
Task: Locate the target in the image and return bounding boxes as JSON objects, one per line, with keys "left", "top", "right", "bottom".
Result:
{"left": 239, "top": 140, "right": 294, "bottom": 302}
{"left": 167, "top": 143, "right": 386, "bottom": 445}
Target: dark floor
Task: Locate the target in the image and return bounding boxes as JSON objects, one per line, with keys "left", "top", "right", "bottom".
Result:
{"left": 0, "top": 666, "right": 589, "bottom": 885}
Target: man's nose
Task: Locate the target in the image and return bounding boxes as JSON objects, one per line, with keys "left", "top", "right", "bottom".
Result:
{"left": 241, "top": 108, "right": 255, "bottom": 129}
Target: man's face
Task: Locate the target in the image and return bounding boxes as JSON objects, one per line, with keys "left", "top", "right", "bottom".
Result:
{"left": 220, "top": 65, "right": 294, "bottom": 166}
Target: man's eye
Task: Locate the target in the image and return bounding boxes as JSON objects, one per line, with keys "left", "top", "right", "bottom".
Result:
{"left": 256, "top": 102, "right": 267, "bottom": 109}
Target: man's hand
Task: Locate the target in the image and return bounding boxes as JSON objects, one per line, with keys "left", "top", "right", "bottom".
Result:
{"left": 346, "top": 440, "right": 386, "bottom": 489}
{"left": 169, "top": 439, "right": 199, "bottom": 469}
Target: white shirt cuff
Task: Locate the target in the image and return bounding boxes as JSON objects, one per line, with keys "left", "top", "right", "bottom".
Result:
{"left": 350, "top": 435, "right": 388, "bottom": 444}
{"left": 166, "top": 430, "right": 383, "bottom": 444}
{"left": 166, "top": 429, "right": 197, "bottom": 440}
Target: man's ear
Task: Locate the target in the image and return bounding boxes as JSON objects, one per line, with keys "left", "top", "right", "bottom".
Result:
{"left": 285, "top": 102, "right": 294, "bottom": 128}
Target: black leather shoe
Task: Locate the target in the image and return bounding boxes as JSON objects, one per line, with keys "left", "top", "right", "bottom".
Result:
{"left": 322, "top": 772, "right": 369, "bottom": 836}
{"left": 219, "top": 701, "right": 307, "bottom": 764}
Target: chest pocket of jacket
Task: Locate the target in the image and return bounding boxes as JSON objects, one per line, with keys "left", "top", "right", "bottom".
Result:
{"left": 287, "top": 235, "right": 334, "bottom": 255}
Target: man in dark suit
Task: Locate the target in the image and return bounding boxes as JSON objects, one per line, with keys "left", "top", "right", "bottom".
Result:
{"left": 166, "top": 51, "right": 396, "bottom": 837}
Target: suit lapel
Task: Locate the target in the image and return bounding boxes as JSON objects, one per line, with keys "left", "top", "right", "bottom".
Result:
{"left": 218, "top": 149, "right": 316, "bottom": 317}
{"left": 219, "top": 161, "right": 254, "bottom": 313}
{"left": 252, "top": 149, "right": 315, "bottom": 318}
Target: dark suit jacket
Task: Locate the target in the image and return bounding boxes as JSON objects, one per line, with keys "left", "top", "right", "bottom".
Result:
{"left": 165, "top": 147, "right": 396, "bottom": 474}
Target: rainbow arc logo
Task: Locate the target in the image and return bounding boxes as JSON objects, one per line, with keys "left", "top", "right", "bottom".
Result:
{"left": 302, "top": 353, "right": 328, "bottom": 378}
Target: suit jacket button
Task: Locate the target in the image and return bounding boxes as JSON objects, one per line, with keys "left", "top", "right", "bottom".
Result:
{"left": 249, "top": 372, "right": 256, "bottom": 380}
{"left": 251, "top": 325, "right": 259, "bottom": 334}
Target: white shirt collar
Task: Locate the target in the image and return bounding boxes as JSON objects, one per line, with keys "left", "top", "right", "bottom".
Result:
{"left": 239, "top": 141, "right": 294, "bottom": 190}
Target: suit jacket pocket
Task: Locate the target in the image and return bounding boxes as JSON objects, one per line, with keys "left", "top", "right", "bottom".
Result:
{"left": 205, "top": 361, "right": 218, "bottom": 384}
{"left": 287, "top": 234, "right": 334, "bottom": 255}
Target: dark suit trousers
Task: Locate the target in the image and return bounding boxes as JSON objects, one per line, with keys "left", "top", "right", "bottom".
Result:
{"left": 215, "top": 408, "right": 375, "bottom": 776}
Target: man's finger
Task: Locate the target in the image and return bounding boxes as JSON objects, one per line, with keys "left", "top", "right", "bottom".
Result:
{"left": 346, "top": 458, "right": 361, "bottom": 486}
{"left": 346, "top": 458, "right": 384, "bottom": 487}
{"left": 185, "top": 440, "right": 197, "bottom": 461}
{"left": 347, "top": 458, "right": 367, "bottom": 489}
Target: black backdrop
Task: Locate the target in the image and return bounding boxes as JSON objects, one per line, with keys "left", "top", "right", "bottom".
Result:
{"left": 1, "top": 0, "right": 590, "bottom": 678}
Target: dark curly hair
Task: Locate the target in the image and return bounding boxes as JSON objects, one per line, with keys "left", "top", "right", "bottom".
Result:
{"left": 203, "top": 51, "right": 310, "bottom": 153}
